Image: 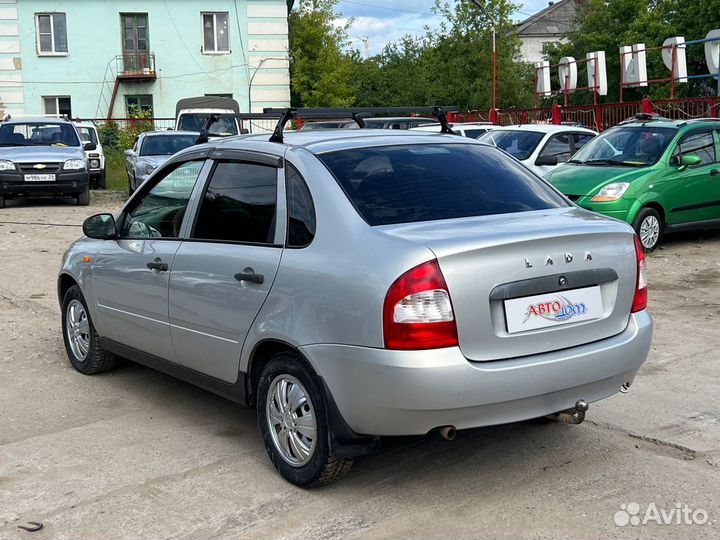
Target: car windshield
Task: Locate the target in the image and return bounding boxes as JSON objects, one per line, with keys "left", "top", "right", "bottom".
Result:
{"left": 477, "top": 130, "right": 545, "bottom": 160}
{"left": 76, "top": 127, "right": 98, "bottom": 145}
{"left": 318, "top": 143, "right": 569, "bottom": 226}
{"left": 140, "top": 134, "right": 198, "bottom": 156}
{"left": 0, "top": 122, "right": 81, "bottom": 147}
{"left": 569, "top": 126, "right": 676, "bottom": 166}
{"left": 177, "top": 114, "right": 238, "bottom": 136}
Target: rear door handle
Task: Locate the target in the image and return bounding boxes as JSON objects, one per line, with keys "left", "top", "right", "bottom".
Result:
{"left": 234, "top": 271, "right": 264, "bottom": 284}
{"left": 146, "top": 258, "right": 169, "bottom": 272}
{"left": 710, "top": 169, "right": 719, "bottom": 176}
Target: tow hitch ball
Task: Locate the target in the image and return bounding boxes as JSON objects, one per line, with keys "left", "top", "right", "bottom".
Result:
{"left": 548, "top": 399, "right": 589, "bottom": 425}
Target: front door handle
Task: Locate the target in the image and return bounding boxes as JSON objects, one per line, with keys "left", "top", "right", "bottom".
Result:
{"left": 710, "top": 169, "right": 719, "bottom": 177}
{"left": 234, "top": 270, "right": 264, "bottom": 284}
{"left": 146, "top": 258, "right": 169, "bottom": 272}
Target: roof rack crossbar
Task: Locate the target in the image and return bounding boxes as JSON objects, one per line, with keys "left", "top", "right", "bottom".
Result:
{"left": 195, "top": 106, "right": 459, "bottom": 144}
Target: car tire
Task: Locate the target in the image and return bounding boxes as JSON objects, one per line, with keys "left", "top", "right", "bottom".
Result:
{"left": 257, "top": 352, "right": 353, "bottom": 487}
{"left": 632, "top": 207, "right": 662, "bottom": 252}
{"left": 77, "top": 186, "right": 90, "bottom": 206}
{"left": 0, "top": 195, "right": 4, "bottom": 209}
{"left": 61, "top": 285, "right": 119, "bottom": 375}
{"left": 97, "top": 170, "right": 107, "bottom": 190}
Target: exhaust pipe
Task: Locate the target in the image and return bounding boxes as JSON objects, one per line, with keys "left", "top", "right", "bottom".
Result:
{"left": 548, "top": 399, "right": 589, "bottom": 425}
{"left": 438, "top": 426, "right": 456, "bottom": 440}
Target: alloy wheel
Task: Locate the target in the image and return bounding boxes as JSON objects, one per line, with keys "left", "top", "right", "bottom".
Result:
{"left": 265, "top": 374, "right": 317, "bottom": 467}
{"left": 66, "top": 299, "right": 90, "bottom": 362}
{"left": 639, "top": 215, "right": 660, "bottom": 249}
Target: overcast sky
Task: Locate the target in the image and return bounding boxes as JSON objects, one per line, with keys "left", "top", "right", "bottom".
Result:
{"left": 334, "top": 0, "right": 554, "bottom": 56}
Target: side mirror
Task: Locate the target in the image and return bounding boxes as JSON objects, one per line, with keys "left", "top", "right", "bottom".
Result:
{"left": 83, "top": 213, "right": 117, "bottom": 240}
{"left": 535, "top": 154, "right": 558, "bottom": 167}
{"left": 674, "top": 153, "right": 703, "bottom": 171}
{"left": 124, "top": 149, "right": 135, "bottom": 157}
{"left": 240, "top": 128, "right": 249, "bottom": 135}
{"left": 83, "top": 141, "right": 97, "bottom": 151}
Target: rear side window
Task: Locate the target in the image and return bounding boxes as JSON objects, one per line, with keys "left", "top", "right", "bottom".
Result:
{"left": 318, "top": 144, "right": 568, "bottom": 226}
{"left": 286, "top": 164, "right": 316, "bottom": 247}
{"left": 193, "top": 161, "right": 277, "bottom": 244}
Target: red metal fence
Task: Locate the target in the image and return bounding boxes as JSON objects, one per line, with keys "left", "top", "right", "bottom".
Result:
{"left": 84, "top": 96, "right": 720, "bottom": 139}
{"left": 450, "top": 96, "right": 720, "bottom": 132}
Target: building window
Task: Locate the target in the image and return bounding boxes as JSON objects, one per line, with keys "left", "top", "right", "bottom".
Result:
{"left": 43, "top": 96, "right": 72, "bottom": 117}
{"left": 125, "top": 95, "right": 153, "bottom": 116}
{"left": 202, "top": 12, "right": 229, "bottom": 54}
{"left": 36, "top": 13, "right": 68, "bottom": 55}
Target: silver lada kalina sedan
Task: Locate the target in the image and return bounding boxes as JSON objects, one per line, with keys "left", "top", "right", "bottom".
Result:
{"left": 59, "top": 129, "right": 653, "bottom": 487}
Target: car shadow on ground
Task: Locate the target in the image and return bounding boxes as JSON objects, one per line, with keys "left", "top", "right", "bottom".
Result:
{"left": 105, "top": 359, "right": 600, "bottom": 489}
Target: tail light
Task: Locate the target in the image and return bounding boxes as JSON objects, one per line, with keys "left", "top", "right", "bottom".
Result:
{"left": 631, "top": 235, "right": 648, "bottom": 312}
{"left": 383, "top": 259, "right": 458, "bottom": 350}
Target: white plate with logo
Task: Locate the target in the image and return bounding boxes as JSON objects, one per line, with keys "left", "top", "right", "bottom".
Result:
{"left": 24, "top": 174, "right": 56, "bottom": 182}
{"left": 504, "top": 285, "right": 602, "bottom": 334}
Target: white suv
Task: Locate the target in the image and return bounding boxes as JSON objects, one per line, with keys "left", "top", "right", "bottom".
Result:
{"left": 75, "top": 122, "right": 105, "bottom": 189}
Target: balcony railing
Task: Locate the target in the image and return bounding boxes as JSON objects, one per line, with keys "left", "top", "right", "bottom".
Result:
{"left": 116, "top": 53, "right": 156, "bottom": 79}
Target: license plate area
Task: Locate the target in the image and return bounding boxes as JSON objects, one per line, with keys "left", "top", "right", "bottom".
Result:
{"left": 24, "top": 174, "right": 56, "bottom": 182}
{"left": 504, "top": 285, "right": 602, "bottom": 334}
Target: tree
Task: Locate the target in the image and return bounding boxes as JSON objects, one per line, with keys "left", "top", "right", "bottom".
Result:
{"left": 348, "top": 0, "right": 535, "bottom": 111}
{"left": 288, "top": 0, "right": 356, "bottom": 107}
{"left": 544, "top": 0, "right": 719, "bottom": 103}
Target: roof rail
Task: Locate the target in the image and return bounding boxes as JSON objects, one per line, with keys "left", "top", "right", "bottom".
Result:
{"left": 195, "top": 106, "right": 458, "bottom": 144}
{"left": 677, "top": 117, "right": 720, "bottom": 127}
{"left": 2, "top": 113, "right": 70, "bottom": 122}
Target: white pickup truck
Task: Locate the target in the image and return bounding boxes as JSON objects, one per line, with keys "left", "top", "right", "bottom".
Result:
{"left": 174, "top": 96, "right": 241, "bottom": 139}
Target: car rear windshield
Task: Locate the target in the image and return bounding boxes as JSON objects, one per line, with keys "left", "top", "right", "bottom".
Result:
{"left": 141, "top": 134, "right": 198, "bottom": 156}
{"left": 477, "top": 130, "right": 545, "bottom": 160}
{"left": 0, "top": 122, "right": 80, "bottom": 147}
{"left": 318, "top": 143, "right": 569, "bottom": 226}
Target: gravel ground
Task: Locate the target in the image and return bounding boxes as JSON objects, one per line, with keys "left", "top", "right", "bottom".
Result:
{"left": 0, "top": 193, "right": 718, "bottom": 539}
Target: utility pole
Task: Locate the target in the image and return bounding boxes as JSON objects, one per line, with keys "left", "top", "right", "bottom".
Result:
{"left": 470, "top": 0, "right": 497, "bottom": 123}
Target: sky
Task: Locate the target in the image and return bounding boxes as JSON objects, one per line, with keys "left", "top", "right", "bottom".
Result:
{"left": 333, "top": 0, "right": 554, "bottom": 56}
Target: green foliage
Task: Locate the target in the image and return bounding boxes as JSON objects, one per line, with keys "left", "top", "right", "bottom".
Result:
{"left": 104, "top": 148, "right": 128, "bottom": 192}
{"left": 289, "top": 0, "right": 356, "bottom": 107}
{"left": 97, "top": 109, "right": 155, "bottom": 150}
{"left": 347, "top": 0, "right": 535, "bottom": 111}
{"left": 543, "top": 0, "right": 719, "bottom": 104}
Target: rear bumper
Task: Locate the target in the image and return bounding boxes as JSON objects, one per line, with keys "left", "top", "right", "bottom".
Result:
{"left": 0, "top": 171, "right": 89, "bottom": 196}
{"left": 301, "top": 310, "right": 653, "bottom": 436}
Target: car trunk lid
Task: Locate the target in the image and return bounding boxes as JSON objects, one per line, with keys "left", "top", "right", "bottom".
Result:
{"left": 377, "top": 207, "right": 638, "bottom": 361}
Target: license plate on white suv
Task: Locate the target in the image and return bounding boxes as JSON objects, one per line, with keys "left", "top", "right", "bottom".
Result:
{"left": 504, "top": 285, "right": 602, "bottom": 334}
{"left": 24, "top": 174, "right": 56, "bottom": 182}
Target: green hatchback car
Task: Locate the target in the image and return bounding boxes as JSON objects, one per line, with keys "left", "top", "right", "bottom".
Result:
{"left": 546, "top": 115, "right": 720, "bottom": 251}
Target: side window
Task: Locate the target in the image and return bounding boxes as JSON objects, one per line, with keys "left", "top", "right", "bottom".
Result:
{"left": 286, "top": 164, "right": 316, "bottom": 248}
{"left": 539, "top": 134, "right": 573, "bottom": 163}
{"left": 673, "top": 130, "right": 716, "bottom": 165}
{"left": 120, "top": 160, "right": 204, "bottom": 238}
{"left": 193, "top": 161, "right": 277, "bottom": 244}
{"left": 573, "top": 133, "right": 595, "bottom": 150}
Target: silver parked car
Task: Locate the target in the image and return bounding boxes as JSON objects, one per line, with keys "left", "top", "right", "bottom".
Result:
{"left": 125, "top": 130, "right": 199, "bottom": 194}
{"left": 59, "top": 128, "right": 652, "bottom": 487}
